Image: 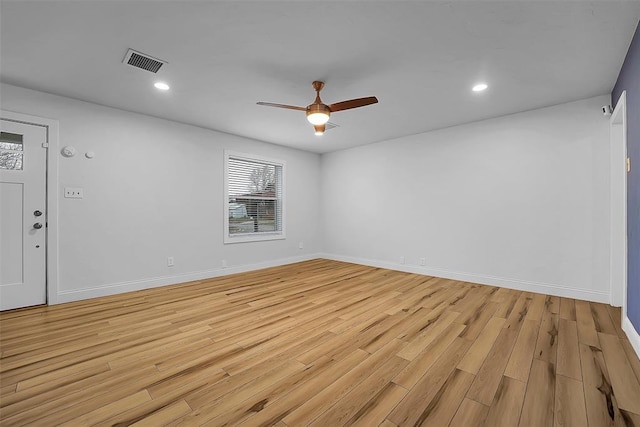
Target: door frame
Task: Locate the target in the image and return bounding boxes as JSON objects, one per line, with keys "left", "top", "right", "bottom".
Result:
{"left": 609, "top": 92, "right": 627, "bottom": 314}
{"left": 1, "top": 110, "right": 59, "bottom": 306}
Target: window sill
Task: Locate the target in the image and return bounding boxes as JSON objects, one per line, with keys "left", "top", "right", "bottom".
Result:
{"left": 223, "top": 232, "right": 286, "bottom": 244}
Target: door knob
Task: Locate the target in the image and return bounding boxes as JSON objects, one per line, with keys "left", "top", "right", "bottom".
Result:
{"left": 33, "top": 223, "right": 43, "bottom": 229}
{"left": 34, "top": 210, "right": 43, "bottom": 217}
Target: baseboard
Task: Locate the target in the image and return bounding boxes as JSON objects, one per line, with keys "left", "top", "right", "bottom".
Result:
{"left": 55, "top": 252, "right": 611, "bottom": 307}
{"left": 319, "top": 253, "right": 611, "bottom": 303}
{"left": 55, "top": 253, "right": 322, "bottom": 304}
{"left": 622, "top": 315, "right": 640, "bottom": 360}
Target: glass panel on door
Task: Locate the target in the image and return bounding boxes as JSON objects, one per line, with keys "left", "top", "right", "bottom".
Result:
{"left": 0, "top": 132, "right": 24, "bottom": 170}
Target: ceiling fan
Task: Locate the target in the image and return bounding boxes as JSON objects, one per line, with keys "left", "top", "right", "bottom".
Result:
{"left": 257, "top": 81, "right": 378, "bottom": 135}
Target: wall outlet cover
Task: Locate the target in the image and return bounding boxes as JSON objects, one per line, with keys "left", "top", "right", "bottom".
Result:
{"left": 64, "top": 187, "right": 83, "bottom": 198}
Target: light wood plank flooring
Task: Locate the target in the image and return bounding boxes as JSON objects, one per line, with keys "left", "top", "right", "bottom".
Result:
{"left": 1, "top": 259, "right": 639, "bottom": 426}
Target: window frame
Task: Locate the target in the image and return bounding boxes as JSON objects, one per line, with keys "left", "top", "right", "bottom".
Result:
{"left": 223, "top": 150, "right": 286, "bottom": 244}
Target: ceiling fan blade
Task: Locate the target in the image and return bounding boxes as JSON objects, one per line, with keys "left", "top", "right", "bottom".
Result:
{"left": 329, "top": 96, "right": 378, "bottom": 112}
{"left": 256, "top": 102, "right": 306, "bottom": 111}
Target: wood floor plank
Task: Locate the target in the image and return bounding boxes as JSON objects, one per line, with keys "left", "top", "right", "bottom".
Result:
{"left": 606, "top": 305, "right": 626, "bottom": 339}
{"left": 504, "top": 319, "right": 539, "bottom": 382}
{"left": 526, "top": 293, "right": 546, "bottom": 322}
{"left": 590, "top": 302, "right": 619, "bottom": 336}
{"left": 575, "top": 299, "right": 600, "bottom": 348}
{"left": 598, "top": 332, "right": 640, "bottom": 414}
{"left": 397, "top": 310, "right": 459, "bottom": 361}
{"left": 456, "top": 301, "right": 500, "bottom": 341}
{"left": 234, "top": 350, "right": 371, "bottom": 426}
{"left": 449, "top": 397, "right": 489, "bottom": 427}
{"left": 1, "top": 365, "right": 160, "bottom": 425}
{"left": 622, "top": 338, "right": 640, "bottom": 384}
{"left": 503, "top": 293, "right": 534, "bottom": 331}
{"left": 347, "top": 383, "right": 408, "bottom": 427}
{"left": 393, "top": 323, "right": 466, "bottom": 390}
{"left": 580, "top": 342, "right": 622, "bottom": 427}
{"left": 58, "top": 389, "right": 153, "bottom": 426}
{"left": 489, "top": 287, "right": 515, "bottom": 303}
{"left": 465, "top": 328, "right": 519, "bottom": 406}
{"left": 183, "top": 358, "right": 307, "bottom": 425}
{"left": 197, "top": 356, "right": 335, "bottom": 426}
{"left": 519, "top": 359, "right": 556, "bottom": 427}
{"left": 283, "top": 339, "right": 406, "bottom": 426}
{"left": 402, "top": 368, "right": 475, "bottom": 427}
{"left": 544, "top": 295, "right": 560, "bottom": 315}
{"left": 14, "top": 359, "right": 108, "bottom": 392}
{"left": 559, "top": 298, "right": 576, "bottom": 321}
{"left": 1, "top": 260, "right": 638, "bottom": 426}
{"left": 534, "top": 311, "right": 559, "bottom": 363}
{"left": 388, "top": 338, "right": 472, "bottom": 426}
{"left": 458, "top": 316, "right": 505, "bottom": 375}
{"left": 128, "top": 399, "right": 192, "bottom": 427}
{"left": 483, "top": 376, "right": 527, "bottom": 427}
{"left": 554, "top": 374, "right": 587, "bottom": 427}
{"left": 307, "top": 354, "right": 408, "bottom": 427}
{"left": 620, "top": 410, "right": 640, "bottom": 426}
{"left": 557, "top": 319, "right": 582, "bottom": 381}
{"left": 494, "top": 291, "right": 520, "bottom": 319}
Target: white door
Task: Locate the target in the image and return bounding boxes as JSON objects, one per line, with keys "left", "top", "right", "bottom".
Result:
{"left": 0, "top": 119, "right": 47, "bottom": 310}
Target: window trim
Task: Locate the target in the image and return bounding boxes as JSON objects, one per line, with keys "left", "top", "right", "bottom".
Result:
{"left": 223, "top": 150, "right": 286, "bottom": 244}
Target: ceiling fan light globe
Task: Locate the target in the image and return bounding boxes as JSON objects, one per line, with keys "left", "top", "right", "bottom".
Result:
{"left": 308, "top": 113, "right": 330, "bottom": 125}
{"left": 306, "top": 103, "right": 331, "bottom": 125}
{"left": 314, "top": 124, "right": 325, "bottom": 135}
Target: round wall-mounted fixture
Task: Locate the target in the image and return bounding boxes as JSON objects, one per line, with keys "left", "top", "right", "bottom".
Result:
{"left": 61, "top": 146, "right": 76, "bottom": 157}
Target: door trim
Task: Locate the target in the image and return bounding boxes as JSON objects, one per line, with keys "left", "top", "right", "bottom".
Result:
{"left": 1, "top": 110, "right": 59, "bottom": 305}
{"left": 609, "top": 92, "right": 627, "bottom": 311}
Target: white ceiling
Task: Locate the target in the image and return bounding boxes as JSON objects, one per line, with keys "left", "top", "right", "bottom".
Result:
{"left": 1, "top": 1, "right": 639, "bottom": 154}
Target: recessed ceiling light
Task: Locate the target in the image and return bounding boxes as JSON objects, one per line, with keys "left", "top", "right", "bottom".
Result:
{"left": 472, "top": 83, "right": 488, "bottom": 92}
{"left": 154, "top": 82, "right": 170, "bottom": 91}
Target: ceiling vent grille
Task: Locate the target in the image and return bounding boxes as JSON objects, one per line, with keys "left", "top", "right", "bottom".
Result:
{"left": 122, "top": 49, "right": 167, "bottom": 73}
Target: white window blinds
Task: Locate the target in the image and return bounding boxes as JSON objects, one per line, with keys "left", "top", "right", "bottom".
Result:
{"left": 225, "top": 152, "right": 285, "bottom": 243}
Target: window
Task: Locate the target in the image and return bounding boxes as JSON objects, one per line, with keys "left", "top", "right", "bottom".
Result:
{"left": 0, "top": 132, "right": 24, "bottom": 170}
{"left": 224, "top": 151, "right": 285, "bottom": 243}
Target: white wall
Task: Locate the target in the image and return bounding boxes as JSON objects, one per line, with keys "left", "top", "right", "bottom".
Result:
{"left": 321, "top": 95, "right": 612, "bottom": 302}
{"left": 1, "top": 83, "right": 322, "bottom": 303}
{"left": 1, "top": 83, "right": 613, "bottom": 305}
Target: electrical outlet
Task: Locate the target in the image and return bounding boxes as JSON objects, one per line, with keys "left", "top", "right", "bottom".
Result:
{"left": 64, "top": 187, "right": 84, "bottom": 199}
{"left": 419, "top": 258, "right": 426, "bottom": 266}
{"left": 400, "top": 256, "right": 405, "bottom": 265}
{"left": 222, "top": 260, "right": 228, "bottom": 268}
{"left": 167, "top": 256, "right": 174, "bottom": 267}
{"left": 298, "top": 241, "right": 304, "bottom": 249}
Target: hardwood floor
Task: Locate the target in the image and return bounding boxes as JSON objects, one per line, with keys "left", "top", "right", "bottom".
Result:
{"left": 1, "top": 259, "right": 639, "bottom": 426}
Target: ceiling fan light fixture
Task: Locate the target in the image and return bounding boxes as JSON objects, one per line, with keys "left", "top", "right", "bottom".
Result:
{"left": 308, "top": 113, "right": 330, "bottom": 125}
{"left": 472, "top": 83, "right": 488, "bottom": 92}
{"left": 154, "top": 81, "right": 170, "bottom": 91}
{"left": 256, "top": 81, "right": 377, "bottom": 134}
{"left": 306, "top": 104, "right": 331, "bottom": 125}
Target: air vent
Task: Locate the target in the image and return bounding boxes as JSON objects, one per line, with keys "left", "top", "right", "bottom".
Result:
{"left": 122, "top": 49, "right": 167, "bottom": 73}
